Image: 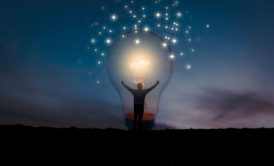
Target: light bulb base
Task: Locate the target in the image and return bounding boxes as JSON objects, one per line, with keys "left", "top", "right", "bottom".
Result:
{"left": 125, "top": 112, "right": 155, "bottom": 130}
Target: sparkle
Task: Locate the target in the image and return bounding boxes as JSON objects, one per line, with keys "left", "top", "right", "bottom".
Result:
{"left": 206, "top": 24, "right": 210, "bottom": 28}
{"left": 169, "top": 54, "right": 175, "bottom": 59}
{"left": 155, "top": 12, "right": 161, "bottom": 18}
{"left": 135, "top": 38, "right": 140, "bottom": 44}
{"left": 96, "top": 80, "right": 101, "bottom": 84}
{"left": 185, "top": 64, "right": 192, "bottom": 70}
{"left": 143, "top": 26, "right": 150, "bottom": 32}
{"left": 172, "top": 38, "right": 177, "bottom": 44}
{"left": 105, "top": 38, "right": 112, "bottom": 45}
{"left": 176, "top": 11, "right": 182, "bottom": 18}
{"left": 110, "top": 14, "right": 118, "bottom": 21}
{"left": 89, "top": 0, "right": 204, "bottom": 75}
{"left": 90, "top": 38, "right": 96, "bottom": 44}
{"left": 162, "top": 42, "right": 167, "bottom": 47}
{"left": 172, "top": 0, "right": 179, "bottom": 7}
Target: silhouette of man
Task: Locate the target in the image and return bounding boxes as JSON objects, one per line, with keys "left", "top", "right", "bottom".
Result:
{"left": 121, "top": 80, "right": 159, "bottom": 130}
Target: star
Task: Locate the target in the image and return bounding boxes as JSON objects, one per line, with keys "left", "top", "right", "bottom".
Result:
{"left": 110, "top": 14, "right": 118, "bottom": 21}
{"left": 155, "top": 12, "right": 161, "bottom": 18}
{"left": 162, "top": 42, "right": 167, "bottom": 47}
{"left": 90, "top": 38, "right": 96, "bottom": 44}
{"left": 176, "top": 11, "right": 182, "bottom": 18}
{"left": 105, "top": 38, "right": 112, "bottom": 45}
{"left": 135, "top": 38, "right": 140, "bottom": 44}
{"left": 169, "top": 54, "right": 175, "bottom": 59}
{"left": 172, "top": 38, "right": 177, "bottom": 44}
{"left": 206, "top": 24, "right": 210, "bottom": 28}
{"left": 143, "top": 26, "right": 150, "bottom": 32}
{"left": 185, "top": 64, "right": 192, "bottom": 70}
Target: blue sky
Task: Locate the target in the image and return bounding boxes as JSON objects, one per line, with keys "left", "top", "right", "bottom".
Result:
{"left": 0, "top": 0, "right": 274, "bottom": 129}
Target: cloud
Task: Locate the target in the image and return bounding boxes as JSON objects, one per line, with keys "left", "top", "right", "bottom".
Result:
{"left": 0, "top": 66, "right": 174, "bottom": 129}
{"left": 196, "top": 89, "right": 274, "bottom": 121}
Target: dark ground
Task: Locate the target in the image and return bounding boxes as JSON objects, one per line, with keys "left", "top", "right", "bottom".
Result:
{"left": 1, "top": 125, "right": 273, "bottom": 165}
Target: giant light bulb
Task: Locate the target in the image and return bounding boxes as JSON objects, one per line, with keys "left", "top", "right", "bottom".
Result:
{"left": 107, "top": 30, "right": 174, "bottom": 129}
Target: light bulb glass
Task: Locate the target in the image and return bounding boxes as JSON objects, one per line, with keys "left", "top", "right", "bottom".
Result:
{"left": 107, "top": 30, "right": 174, "bottom": 129}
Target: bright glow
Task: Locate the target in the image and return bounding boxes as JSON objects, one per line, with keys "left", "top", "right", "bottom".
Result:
{"left": 90, "top": 38, "right": 96, "bottom": 44}
{"left": 135, "top": 39, "right": 140, "bottom": 44}
{"left": 172, "top": 38, "right": 177, "bottom": 44}
{"left": 120, "top": 48, "right": 158, "bottom": 78}
{"left": 143, "top": 26, "right": 150, "bottom": 32}
{"left": 186, "top": 64, "right": 192, "bottom": 70}
{"left": 155, "top": 12, "right": 161, "bottom": 18}
{"left": 169, "top": 54, "right": 175, "bottom": 59}
{"left": 105, "top": 38, "right": 112, "bottom": 45}
{"left": 176, "top": 11, "right": 182, "bottom": 18}
{"left": 110, "top": 14, "right": 118, "bottom": 21}
{"left": 129, "top": 60, "right": 151, "bottom": 69}
{"left": 206, "top": 24, "right": 210, "bottom": 28}
{"left": 162, "top": 42, "right": 167, "bottom": 47}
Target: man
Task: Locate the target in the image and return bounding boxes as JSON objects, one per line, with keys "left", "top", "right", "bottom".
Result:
{"left": 121, "top": 80, "right": 159, "bottom": 130}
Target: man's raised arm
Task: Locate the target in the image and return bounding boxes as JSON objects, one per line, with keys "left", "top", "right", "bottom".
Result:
{"left": 121, "top": 81, "right": 134, "bottom": 93}
{"left": 146, "top": 81, "right": 159, "bottom": 93}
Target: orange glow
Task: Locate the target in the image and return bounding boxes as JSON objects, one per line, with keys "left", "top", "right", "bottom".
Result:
{"left": 125, "top": 112, "right": 155, "bottom": 121}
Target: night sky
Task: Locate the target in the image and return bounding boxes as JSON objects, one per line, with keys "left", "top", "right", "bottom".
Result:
{"left": 1, "top": 0, "right": 274, "bottom": 129}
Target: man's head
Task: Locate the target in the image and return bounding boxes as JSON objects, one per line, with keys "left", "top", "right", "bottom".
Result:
{"left": 137, "top": 83, "right": 143, "bottom": 90}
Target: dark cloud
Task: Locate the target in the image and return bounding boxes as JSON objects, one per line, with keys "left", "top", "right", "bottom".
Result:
{"left": 196, "top": 89, "right": 274, "bottom": 121}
